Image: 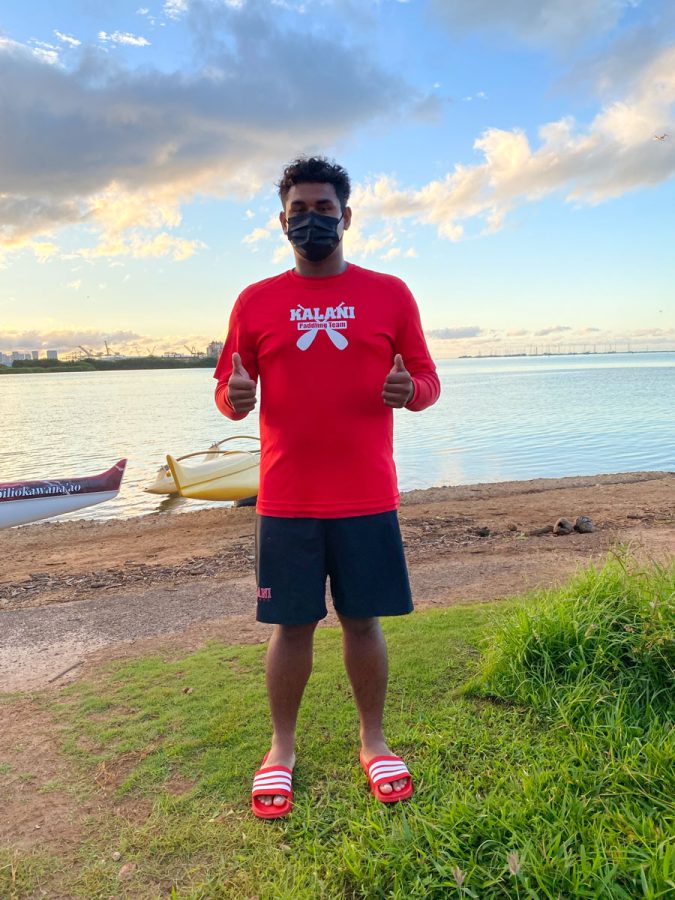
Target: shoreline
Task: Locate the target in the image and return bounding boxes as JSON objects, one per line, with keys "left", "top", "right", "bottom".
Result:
{"left": 1, "top": 470, "right": 673, "bottom": 693}
{"left": 5, "top": 467, "right": 674, "bottom": 533}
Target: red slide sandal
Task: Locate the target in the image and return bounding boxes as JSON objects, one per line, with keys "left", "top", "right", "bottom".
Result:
{"left": 251, "top": 753, "right": 294, "bottom": 819}
{"left": 360, "top": 752, "right": 413, "bottom": 803}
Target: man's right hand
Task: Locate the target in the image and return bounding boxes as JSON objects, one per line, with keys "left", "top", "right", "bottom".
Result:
{"left": 227, "top": 352, "right": 257, "bottom": 414}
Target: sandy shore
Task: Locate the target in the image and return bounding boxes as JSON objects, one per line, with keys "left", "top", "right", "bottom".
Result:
{"left": 0, "top": 470, "right": 673, "bottom": 693}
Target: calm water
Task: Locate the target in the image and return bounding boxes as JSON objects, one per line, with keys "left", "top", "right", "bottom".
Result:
{"left": 1, "top": 353, "right": 673, "bottom": 523}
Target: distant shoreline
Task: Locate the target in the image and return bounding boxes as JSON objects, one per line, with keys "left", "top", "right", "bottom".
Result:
{"left": 0, "top": 356, "right": 218, "bottom": 374}
{"left": 2, "top": 348, "right": 674, "bottom": 374}
{"left": 457, "top": 349, "right": 675, "bottom": 359}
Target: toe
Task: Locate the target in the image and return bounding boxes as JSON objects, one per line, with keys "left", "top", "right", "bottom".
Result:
{"left": 379, "top": 781, "right": 393, "bottom": 794}
{"left": 273, "top": 795, "right": 286, "bottom": 807}
{"left": 260, "top": 795, "right": 272, "bottom": 806}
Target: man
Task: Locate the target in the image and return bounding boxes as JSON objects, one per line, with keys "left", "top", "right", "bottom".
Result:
{"left": 214, "top": 156, "right": 440, "bottom": 818}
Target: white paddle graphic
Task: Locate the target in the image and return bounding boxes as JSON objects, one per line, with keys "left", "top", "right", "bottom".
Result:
{"left": 326, "top": 326, "right": 347, "bottom": 349}
{"left": 326, "top": 302, "right": 348, "bottom": 350}
{"left": 297, "top": 328, "right": 319, "bottom": 350}
{"left": 296, "top": 303, "right": 318, "bottom": 350}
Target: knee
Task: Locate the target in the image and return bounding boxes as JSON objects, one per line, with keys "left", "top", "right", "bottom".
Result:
{"left": 274, "top": 621, "right": 318, "bottom": 643}
{"left": 338, "top": 614, "right": 381, "bottom": 638}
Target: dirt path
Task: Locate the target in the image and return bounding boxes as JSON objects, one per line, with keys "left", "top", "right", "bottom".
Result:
{"left": 1, "top": 471, "right": 673, "bottom": 693}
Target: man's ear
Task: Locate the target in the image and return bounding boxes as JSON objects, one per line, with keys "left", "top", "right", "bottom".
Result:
{"left": 342, "top": 206, "right": 352, "bottom": 231}
{"left": 279, "top": 210, "right": 287, "bottom": 234}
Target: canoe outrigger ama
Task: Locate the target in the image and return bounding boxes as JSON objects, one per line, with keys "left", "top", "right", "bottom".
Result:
{"left": 145, "top": 435, "right": 260, "bottom": 502}
{"left": 0, "top": 459, "right": 127, "bottom": 529}
{"left": 167, "top": 436, "right": 260, "bottom": 502}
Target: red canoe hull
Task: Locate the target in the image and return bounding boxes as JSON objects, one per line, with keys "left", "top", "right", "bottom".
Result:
{"left": 0, "top": 460, "right": 127, "bottom": 527}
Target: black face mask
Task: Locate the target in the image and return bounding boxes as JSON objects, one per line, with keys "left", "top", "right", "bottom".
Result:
{"left": 286, "top": 211, "right": 343, "bottom": 262}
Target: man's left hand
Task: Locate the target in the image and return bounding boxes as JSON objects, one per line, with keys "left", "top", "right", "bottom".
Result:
{"left": 382, "top": 354, "right": 414, "bottom": 408}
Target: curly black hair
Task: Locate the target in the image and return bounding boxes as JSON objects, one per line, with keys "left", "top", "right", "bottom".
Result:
{"left": 277, "top": 156, "right": 351, "bottom": 211}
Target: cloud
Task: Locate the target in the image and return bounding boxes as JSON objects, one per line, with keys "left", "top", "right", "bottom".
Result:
{"left": 345, "top": 224, "right": 398, "bottom": 258}
{"left": 164, "top": 0, "right": 189, "bottom": 19}
{"left": 425, "top": 323, "right": 675, "bottom": 358}
{"left": 78, "top": 232, "right": 204, "bottom": 261}
{"left": 1, "top": 36, "right": 61, "bottom": 67}
{"left": 31, "top": 47, "right": 60, "bottom": 65}
{"left": 242, "top": 226, "right": 273, "bottom": 245}
{"left": 350, "top": 43, "right": 675, "bottom": 241}
{"left": 0, "top": 195, "right": 84, "bottom": 246}
{"left": 0, "top": 6, "right": 424, "bottom": 262}
{"left": 32, "top": 242, "right": 59, "bottom": 262}
{"left": 98, "top": 31, "right": 151, "bottom": 47}
{"left": 54, "top": 31, "right": 81, "bottom": 48}
{"left": 534, "top": 325, "right": 573, "bottom": 336}
{"left": 559, "top": 2, "right": 675, "bottom": 102}
{"left": 0, "top": 328, "right": 227, "bottom": 358}
{"left": 428, "top": 0, "right": 639, "bottom": 47}
{"left": 427, "top": 326, "right": 483, "bottom": 339}
{"left": 381, "top": 247, "right": 401, "bottom": 260}
{"left": 0, "top": 329, "right": 146, "bottom": 352}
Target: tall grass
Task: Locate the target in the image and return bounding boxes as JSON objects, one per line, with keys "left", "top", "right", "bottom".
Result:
{"left": 476, "top": 552, "right": 674, "bottom": 728}
{"left": 473, "top": 553, "right": 674, "bottom": 897}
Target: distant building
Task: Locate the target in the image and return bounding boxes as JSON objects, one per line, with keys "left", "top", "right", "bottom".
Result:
{"left": 46, "top": 350, "right": 58, "bottom": 360}
{"left": 31, "top": 350, "right": 39, "bottom": 360}
{"left": 0, "top": 353, "right": 11, "bottom": 367}
{"left": 207, "top": 341, "right": 224, "bottom": 358}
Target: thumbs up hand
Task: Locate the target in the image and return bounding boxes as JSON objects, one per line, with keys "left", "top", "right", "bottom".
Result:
{"left": 382, "top": 354, "right": 414, "bottom": 408}
{"left": 228, "top": 352, "right": 257, "bottom": 414}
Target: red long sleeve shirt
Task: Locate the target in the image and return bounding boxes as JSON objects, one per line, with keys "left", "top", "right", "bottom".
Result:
{"left": 214, "top": 263, "right": 440, "bottom": 517}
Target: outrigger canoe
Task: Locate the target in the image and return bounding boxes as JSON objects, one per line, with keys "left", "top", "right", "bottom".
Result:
{"left": 166, "top": 436, "right": 260, "bottom": 501}
{"left": 143, "top": 436, "right": 251, "bottom": 495}
{"left": 0, "top": 459, "right": 127, "bottom": 529}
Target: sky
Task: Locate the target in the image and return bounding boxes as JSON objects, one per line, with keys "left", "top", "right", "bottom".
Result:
{"left": 1, "top": 0, "right": 674, "bottom": 359}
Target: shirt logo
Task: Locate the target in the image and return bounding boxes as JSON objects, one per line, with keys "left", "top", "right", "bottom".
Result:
{"left": 290, "top": 302, "right": 355, "bottom": 350}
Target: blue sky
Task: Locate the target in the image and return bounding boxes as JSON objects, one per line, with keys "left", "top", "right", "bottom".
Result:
{"left": 1, "top": 0, "right": 674, "bottom": 358}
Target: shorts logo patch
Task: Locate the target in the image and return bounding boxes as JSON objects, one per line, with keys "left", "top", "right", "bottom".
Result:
{"left": 257, "top": 587, "right": 272, "bottom": 601}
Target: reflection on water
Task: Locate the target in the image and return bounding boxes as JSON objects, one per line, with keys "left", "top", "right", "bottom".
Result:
{"left": 1, "top": 352, "right": 673, "bottom": 523}
{"left": 154, "top": 493, "right": 194, "bottom": 515}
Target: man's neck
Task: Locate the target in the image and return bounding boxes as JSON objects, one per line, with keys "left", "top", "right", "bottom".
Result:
{"left": 293, "top": 250, "right": 348, "bottom": 279}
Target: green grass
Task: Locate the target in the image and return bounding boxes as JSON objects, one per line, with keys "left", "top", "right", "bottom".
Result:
{"left": 475, "top": 551, "right": 674, "bottom": 724}
{"left": 1, "top": 555, "right": 673, "bottom": 898}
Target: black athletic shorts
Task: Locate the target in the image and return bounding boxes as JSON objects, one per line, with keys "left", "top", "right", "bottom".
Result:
{"left": 255, "top": 511, "right": 414, "bottom": 625}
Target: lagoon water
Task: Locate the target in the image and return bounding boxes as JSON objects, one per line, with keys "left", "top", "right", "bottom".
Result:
{"left": 1, "top": 352, "right": 673, "bottom": 523}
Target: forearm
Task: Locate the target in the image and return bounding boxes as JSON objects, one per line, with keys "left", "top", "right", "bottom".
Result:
{"left": 406, "top": 370, "right": 441, "bottom": 412}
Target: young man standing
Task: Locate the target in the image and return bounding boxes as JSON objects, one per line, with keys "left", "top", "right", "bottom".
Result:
{"left": 214, "top": 157, "right": 440, "bottom": 818}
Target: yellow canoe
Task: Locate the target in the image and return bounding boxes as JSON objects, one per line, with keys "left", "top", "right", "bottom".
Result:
{"left": 166, "top": 437, "right": 260, "bottom": 501}
{"left": 144, "top": 438, "right": 238, "bottom": 495}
